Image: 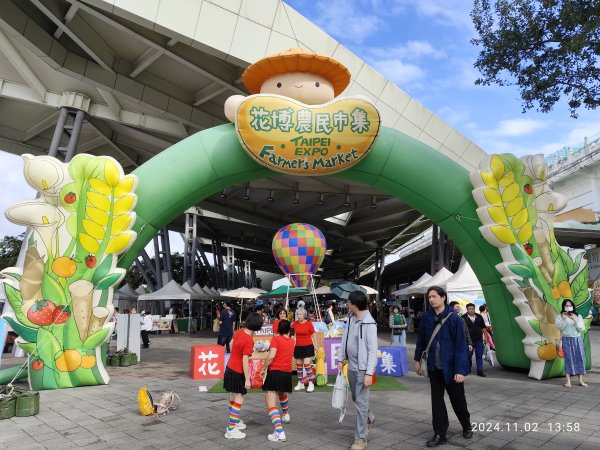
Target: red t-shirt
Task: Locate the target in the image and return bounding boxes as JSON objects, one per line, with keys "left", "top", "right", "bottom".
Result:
{"left": 269, "top": 335, "right": 295, "bottom": 372}
{"left": 227, "top": 329, "right": 254, "bottom": 373}
{"left": 272, "top": 319, "right": 280, "bottom": 334}
{"left": 292, "top": 320, "right": 315, "bottom": 346}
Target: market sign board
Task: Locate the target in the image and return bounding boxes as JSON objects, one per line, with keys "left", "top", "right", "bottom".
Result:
{"left": 236, "top": 94, "right": 380, "bottom": 176}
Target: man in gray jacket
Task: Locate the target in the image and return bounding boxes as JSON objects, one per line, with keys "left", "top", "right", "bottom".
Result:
{"left": 337, "top": 291, "right": 378, "bottom": 450}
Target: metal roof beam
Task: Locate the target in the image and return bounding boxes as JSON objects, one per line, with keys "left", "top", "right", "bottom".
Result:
{"left": 53, "top": 3, "right": 79, "bottom": 39}
{"left": 193, "top": 83, "right": 228, "bottom": 106}
{"left": 22, "top": 110, "right": 59, "bottom": 142}
{"left": 87, "top": 119, "right": 139, "bottom": 167}
{"left": 68, "top": 0, "right": 245, "bottom": 95}
{"left": 31, "top": 0, "right": 114, "bottom": 72}
{"left": 0, "top": 29, "right": 46, "bottom": 101}
{"left": 130, "top": 47, "right": 163, "bottom": 79}
{"left": 97, "top": 89, "right": 121, "bottom": 118}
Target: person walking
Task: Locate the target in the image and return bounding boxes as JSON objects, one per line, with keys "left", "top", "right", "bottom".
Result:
{"left": 555, "top": 299, "right": 587, "bottom": 388}
{"left": 260, "top": 319, "right": 295, "bottom": 442}
{"left": 325, "top": 302, "right": 336, "bottom": 328}
{"left": 337, "top": 291, "right": 378, "bottom": 450}
{"left": 462, "top": 303, "right": 489, "bottom": 377}
{"left": 223, "top": 312, "right": 264, "bottom": 440}
{"left": 414, "top": 286, "right": 472, "bottom": 448}
{"left": 389, "top": 306, "right": 406, "bottom": 346}
{"left": 140, "top": 311, "right": 153, "bottom": 348}
{"left": 479, "top": 304, "right": 495, "bottom": 350}
{"left": 292, "top": 308, "right": 317, "bottom": 392}
{"left": 218, "top": 301, "right": 237, "bottom": 353}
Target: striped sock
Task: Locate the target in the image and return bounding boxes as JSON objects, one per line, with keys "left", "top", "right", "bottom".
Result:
{"left": 279, "top": 393, "right": 289, "bottom": 415}
{"left": 298, "top": 365, "right": 306, "bottom": 384}
{"left": 305, "top": 364, "right": 314, "bottom": 383}
{"left": 227, "top": 401, "right": 241, "bottom": 432}
{"left": 268, "top": 407, "right": 284, "bottom": 434}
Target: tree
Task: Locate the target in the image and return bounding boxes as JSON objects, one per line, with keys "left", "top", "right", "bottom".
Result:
{"left": 0, "top": 233, "right": 24, "bottom": 271}
{"left": 471, "top": 0, "right": 600, "bottom": 117}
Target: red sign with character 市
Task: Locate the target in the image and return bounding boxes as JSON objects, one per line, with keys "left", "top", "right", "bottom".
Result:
{"left": 190, "top": 345, "right": 224, "bottom": 380}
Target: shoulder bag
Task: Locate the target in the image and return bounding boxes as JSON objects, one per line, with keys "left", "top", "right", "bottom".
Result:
{"left": 419, "top": 313, "right": 453, "bottom": 378}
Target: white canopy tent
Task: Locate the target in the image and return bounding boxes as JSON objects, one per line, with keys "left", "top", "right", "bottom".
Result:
{"left": 442, "top": 262, "right": 485, "bottom": 309}
{"left": 392, "top": 272, "right": 432, "bottom": 296}
{"left": 412, "top": 268, "right": 454, "bottom": 294}
{"left": 114, "top": 283, "right": 138, "bottom": 310}
{"left": 137, "top": 280, "right": 202, "bottom": 332}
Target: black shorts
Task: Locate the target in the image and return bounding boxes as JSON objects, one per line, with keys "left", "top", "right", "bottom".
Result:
{"left": 223, "top": 367, "right": 246, "bottom": 395}
{"left": 294, "top": 345, "right": 315, "bottom": 360}
{"left": 262, "top": 370, "right": 293, "bottom": 393}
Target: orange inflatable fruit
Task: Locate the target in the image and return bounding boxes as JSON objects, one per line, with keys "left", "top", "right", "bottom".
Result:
{"left": 551, "top": 287, "right": 560, "bottom": 300}
{"left": 80, "top": 355, "right": 96, "bottom": 369}
{"left": 55, "top": 354, "right": 68, "bottom": 372}
{"left": 51, "top": 257, "right": 77, "bottom": 278}
{"left": 55, "top": 349, "right": 82, "bottom": 372}
{"left": 537, "top": 343, "right": 557, "bottom": 361}
{"left": 557, "top": 280, "right": 572, "bottom": 299}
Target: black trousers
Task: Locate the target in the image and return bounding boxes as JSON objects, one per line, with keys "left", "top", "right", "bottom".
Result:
{"left": 218, "top": 335, "right": 232, "bottom": 353}
{"left": 141, "top": 330, "right": 150, "bottom": 347}
{"left": 429, "top": 369, "right": 470, "bottom": 437}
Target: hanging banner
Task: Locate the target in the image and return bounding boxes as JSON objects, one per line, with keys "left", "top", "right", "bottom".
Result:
{"left": 236, "top": 94, "right": 380, "bottom": 176}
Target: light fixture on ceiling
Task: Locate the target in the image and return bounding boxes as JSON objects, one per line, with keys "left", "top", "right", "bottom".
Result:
{"left": 293, "top": 190, "right": 300, "bottom": 204}
{"left": 219, "top": 189, "right": 226, "bottom": 199}
{"left": 243, "top": 187, "right": 250, "bottom": 200}
{"left": 318, "top": 193, "right": 325, "bottom": 206}
{"left": 267, "top": 190, "right": 274, "bottom": 202}
{"left": 371, "top": 196, "right": 377, "bottom": 209}
{"left": 343, "top": 193, "right": 350, "bottom": 207}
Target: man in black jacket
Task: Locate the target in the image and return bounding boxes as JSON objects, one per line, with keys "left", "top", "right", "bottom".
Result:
{"left": 462, "top": 303, "right": 489, "bottom": 377}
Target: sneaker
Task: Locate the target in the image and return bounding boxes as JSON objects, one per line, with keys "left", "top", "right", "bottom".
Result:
{"left": 282, "top": 413, "right": 291, "bottom": 423}
{"left": 267, "top": 431, "right": 287, "bottom": 442}
{"left": 294, "top": 382, "right": 305, "bottom": 391}
{"left": 307, "top": 382, "right": 315, "bottom": 392}
{"left": 236, "top": 420, "right": 246, "bottom": 430}
{"left": 351, "top": 438, "right": 367, "bottom": 450}
{"left": 224, "top": 428, "right": 246, "bottom": 439}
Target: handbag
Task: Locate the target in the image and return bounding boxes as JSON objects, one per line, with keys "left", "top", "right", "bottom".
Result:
{"left": 332, "top": 370, "right": 349, "bottom": 423}
{"left": 419, "top": 313, "right": 453, "bottom": 378}
{"left": 212, "top": 318, "right": 220, "bottom": 333}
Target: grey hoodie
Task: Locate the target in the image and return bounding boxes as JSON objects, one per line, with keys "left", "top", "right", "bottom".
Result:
{"left": 338, "top": 310, "right": 378, "bottom": 374}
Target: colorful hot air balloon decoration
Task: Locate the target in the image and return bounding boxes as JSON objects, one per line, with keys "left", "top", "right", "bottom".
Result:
{"left": 272, "top": 223, "right": 327, "bottom": 288}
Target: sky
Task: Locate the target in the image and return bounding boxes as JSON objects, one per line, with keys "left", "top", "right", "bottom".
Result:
{"left": 1, "top": 0, "right": 598, "bottom": 239}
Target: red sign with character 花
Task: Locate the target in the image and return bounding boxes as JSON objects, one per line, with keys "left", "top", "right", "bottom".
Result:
{"left": 190, "top": 345, "right": 224, "bottom": 380}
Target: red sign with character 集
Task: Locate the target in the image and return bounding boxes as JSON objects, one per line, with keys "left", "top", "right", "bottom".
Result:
{"left": 190, "top": 345, "right": 224, "bottom": 380}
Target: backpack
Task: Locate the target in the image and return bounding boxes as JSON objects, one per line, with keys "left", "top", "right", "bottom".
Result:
{"left": 138, "top": 386, "right": 157, "bottom": 416}
{"left": 138, "top": 387, "right": 181, "bottom": 416}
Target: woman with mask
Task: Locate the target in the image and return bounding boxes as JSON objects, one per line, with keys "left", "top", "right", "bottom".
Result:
{"left": 389, "top": 306, "right": 406, "bottom": 347}
{"left": 555, "top": 299, "right": 587, "bottom": 388}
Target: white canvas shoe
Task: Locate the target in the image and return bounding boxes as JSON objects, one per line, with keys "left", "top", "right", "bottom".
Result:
{"left": 294, "top": 382, "right": 305, "bottom": 391}
{"left": 224, "top": 428, "right": 246, "bottom": 439}
{"left": 267, "top": 431, "right": 287, "bottom": 442}
{"left": 307, "top": 382, "right": 315, "bottom": 392}
{"left": 236, "top": 419, "right": 246, "bottom": 430}
{"left": 282, "top": 413, "right": 291, "bottom": 423}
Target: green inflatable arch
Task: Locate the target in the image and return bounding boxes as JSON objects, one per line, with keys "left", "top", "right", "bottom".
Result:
{"left": 118, "top": 125, "right": 526, "bottom": 370}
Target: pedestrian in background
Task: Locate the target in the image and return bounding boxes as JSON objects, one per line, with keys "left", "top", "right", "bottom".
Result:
{"left": 462, "top": 303, "right": 489, "bottom": 377}
{"left": 218, "top": 301, "right": 237, "bottom": 353}
{"left": 337, "top": 291, "right": 378, "bottom": 450}
{"left": 414, "top": 286, "right": 471, "bottom": 448}
{"left": 292, "top": 308, "right": 317, "bottom": 392}
{"left": 555, "top": 299, "right": 587, "bottom": 388}
{"left": 389, "top": 306, "right": 406, "bottom": 346}
{"left": 140, "top": 311, "right": 152, "bottom": 348}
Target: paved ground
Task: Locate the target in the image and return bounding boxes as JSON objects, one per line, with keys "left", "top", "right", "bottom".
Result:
{"left": 1, "top": 327, "right": 600, "bottom": 450}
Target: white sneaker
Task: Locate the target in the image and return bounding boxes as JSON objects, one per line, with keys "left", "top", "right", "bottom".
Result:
{"left": 224, "top": 428, "right": 246, "bottom": 439}
{"left": 294, "top": 382, "right": 305, "bottom": 391}
{"left": 267, "top": 431, "right": 286, "bottom": 442}
{"left": 282, "top": 413, "right": 291, "bottom": 423}
{"left": 307, "top": 382, "right": 315, "bottom": 392}
{"left": 236, "top": 420, "right": 246, "bottom": 430}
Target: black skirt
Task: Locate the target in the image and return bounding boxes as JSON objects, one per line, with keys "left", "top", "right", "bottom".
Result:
{"left": 223, "top": 367, "right": 247, "bottom": 395}
{"left": 294, "top": 344, "right": 315, "bottom": 359}
{"left": 262, "top": 370, "right": 293, "bottom": 393}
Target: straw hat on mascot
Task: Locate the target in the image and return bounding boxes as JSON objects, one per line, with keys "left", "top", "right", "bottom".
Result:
{"left": 224, "top": 48, "right": 352, "bottom": 122}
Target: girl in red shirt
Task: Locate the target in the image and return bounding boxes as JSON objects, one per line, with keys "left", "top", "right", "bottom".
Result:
{"left": 260, "top": 319, "right": 295, "bottom": 442}
{"left": 292, "top": 308, "right": 317, "bottom": 392}
{"left": 272, "top": 308, "right": 288, "bottom": 334}
{"left": 223, "top": 312, "right": 264, "bottom": 440}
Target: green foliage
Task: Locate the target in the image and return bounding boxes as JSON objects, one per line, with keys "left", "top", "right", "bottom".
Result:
{"left": 3, "top": 317, "right": 37, "bottom": 342}
{"left": 0, "top": 233, "right": 24, "bottom": 270}
{"left": 471, "top": 0, "right": 600, "bottom": 117}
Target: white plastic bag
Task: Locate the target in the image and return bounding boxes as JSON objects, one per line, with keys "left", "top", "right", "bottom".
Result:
{"left": 331, "top": 370, "right": 349, "bottom": 423}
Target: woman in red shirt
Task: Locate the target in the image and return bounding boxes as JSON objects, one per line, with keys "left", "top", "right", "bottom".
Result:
{"left": 272, "top": 308, "right": 288, "bottom": 334}
{"left": 260, "top": 319, "right": 295, "bottom": 442}
{"left": 292, "top": 308, "right": 317, "bottom": 392}
{"left": 223, "top": 312, "right": 264, "bottom": 440}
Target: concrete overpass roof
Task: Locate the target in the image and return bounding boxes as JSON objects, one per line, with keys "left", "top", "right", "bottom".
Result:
{"left": 0, "top": 0, "right": 488, "bottom": 278}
